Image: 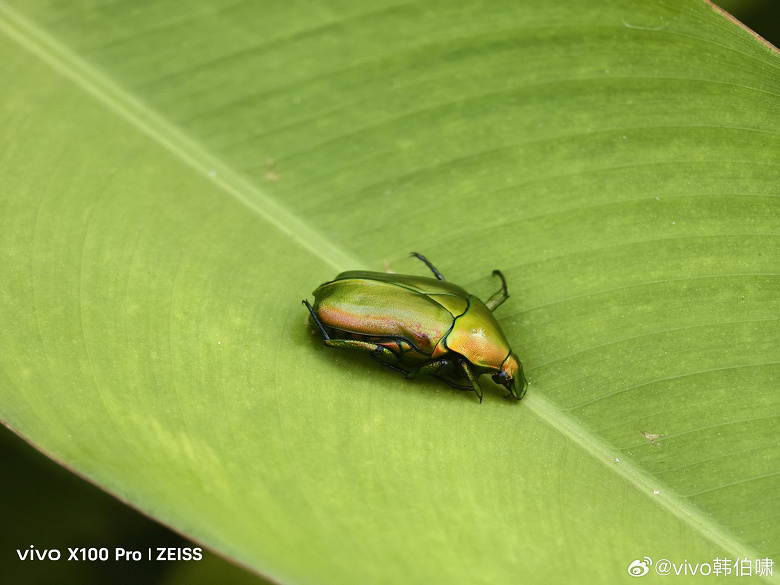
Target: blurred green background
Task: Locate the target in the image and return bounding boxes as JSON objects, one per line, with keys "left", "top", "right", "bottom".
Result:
{"left": 1, "top": 0, "right": 776, "bottom": 583}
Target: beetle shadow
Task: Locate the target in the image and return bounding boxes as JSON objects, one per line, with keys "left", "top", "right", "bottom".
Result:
{"left": 430, "top": 372, "right": 518, "bottom": 404}
{"left": 303, "top": 329, "right": 517, "bottom": 404}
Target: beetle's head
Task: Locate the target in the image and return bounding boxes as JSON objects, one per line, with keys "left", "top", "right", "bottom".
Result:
{"left": 492, "top": 353, "right": 528, "bottom": 401}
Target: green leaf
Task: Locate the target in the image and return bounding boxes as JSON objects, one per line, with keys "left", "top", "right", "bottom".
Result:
{"left": 1, "top": 0, "right": 778, "bottom": 583}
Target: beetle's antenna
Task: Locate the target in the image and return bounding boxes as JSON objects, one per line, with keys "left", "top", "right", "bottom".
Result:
{"left": 410, "top": 252, "right": 445, "bottom": 280}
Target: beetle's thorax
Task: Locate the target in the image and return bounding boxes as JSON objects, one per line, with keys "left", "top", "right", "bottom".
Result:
{"left": 445, "top": 296, "right": 511, "bottom": 371}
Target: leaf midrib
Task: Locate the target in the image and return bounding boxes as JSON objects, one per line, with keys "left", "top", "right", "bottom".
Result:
{"left": 0, "top": 0, "right": 359, "bottom": 272}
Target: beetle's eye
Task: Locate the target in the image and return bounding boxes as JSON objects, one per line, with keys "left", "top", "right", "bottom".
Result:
{"left": 493, "top": 371, "right": 509, "bottom": 384}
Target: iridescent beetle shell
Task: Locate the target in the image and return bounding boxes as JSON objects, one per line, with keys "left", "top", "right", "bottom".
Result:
{"left": 302, "top": 253, "right": 527, "bottom": 403}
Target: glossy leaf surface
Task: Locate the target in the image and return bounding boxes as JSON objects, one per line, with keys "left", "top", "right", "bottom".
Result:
{"left": 0, "top": 0, "right": 778, "bottom": 583}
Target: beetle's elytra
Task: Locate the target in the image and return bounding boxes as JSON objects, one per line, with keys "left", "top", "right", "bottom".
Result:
{"left": 302, "top": 253, "right": 528, "bottom": 403}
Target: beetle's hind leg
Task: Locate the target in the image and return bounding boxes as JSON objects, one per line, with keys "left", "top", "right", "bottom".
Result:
{"left": 320, "top": 336, "right": 402, "bottom": 367}
{"left": 485, "top": 270, "right": 509, "bottom": 312}
{"left": 320, "top": 336, "right": 407, "bottom": 375}
{"left": 323, "top": 338, "right": 401, "bottom": 363}
{"left": 410, "top": 252, "right": 445, "bottom": 281}
{"left": 303, "top": 299, "right": 401, "bottom": 365}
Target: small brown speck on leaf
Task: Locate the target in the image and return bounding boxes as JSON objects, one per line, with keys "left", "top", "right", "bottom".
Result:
{"left": 641, "top": 431, "right": 663, "bottom": 445}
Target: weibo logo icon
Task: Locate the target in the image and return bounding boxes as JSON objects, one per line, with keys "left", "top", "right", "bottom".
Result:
{"left": 627, "top": 557, "right": 652, "bottom": 577}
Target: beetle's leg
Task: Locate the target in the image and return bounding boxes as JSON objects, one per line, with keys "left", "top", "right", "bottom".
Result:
{"left": 403, "top": 359, "right": 481, "bottom": 395}
{"left": 410, "top": 252, "right": 445, "bottom": 281}
{"left": 303, "top": 300, "right": 403, "bottom": 365}
{"left": 321, "top": 338, "right": 401, "bottom": 364}
{"left": 458, "top": 359, "right": 484, "bottom": 403}
{"left": 302, "top": 300, "right": 331, "bottom": 340}
{"left": 404, "top": 358, "right": 451, "bottom": 380}
{"left": 485, "top": 270, "right": 509, "bottom": 312}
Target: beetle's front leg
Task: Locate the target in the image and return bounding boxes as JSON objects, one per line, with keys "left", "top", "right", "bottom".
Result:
{"left": 458, "top": 359, "right": 484, "bottom": 403}
{"left": 485, "top": 270, "right": 509, "bottom": 311}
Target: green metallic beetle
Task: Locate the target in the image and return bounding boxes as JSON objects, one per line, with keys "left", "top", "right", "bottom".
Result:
{"left": 302, "top": 253, "right": 527, "bottom": 403}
